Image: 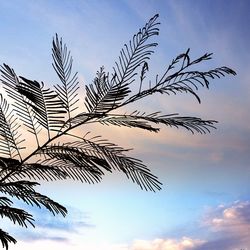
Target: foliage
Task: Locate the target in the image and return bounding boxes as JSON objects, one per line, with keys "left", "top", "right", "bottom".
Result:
{"left": 0, "top": 14, "right": 236, "bottom": 249}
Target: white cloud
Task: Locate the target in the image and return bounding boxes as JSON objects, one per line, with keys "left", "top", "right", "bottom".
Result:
{"left": 128, "top": 237, "right": 205, "bottom": 250}
{"left": 204, "top": 201, "right": 250, "bottom": 235}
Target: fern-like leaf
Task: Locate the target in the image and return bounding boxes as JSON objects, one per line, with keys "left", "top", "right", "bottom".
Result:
{"left": 0, "top": 197, "right": 12, "bottom": 207}
{"left": 0, "top": 64, "right": 41, "bottom": 145}
{"left": 85, "top": 14, "right": 160, "bottom": 113}
{"left": 0, "top": 157, "right": 67, "bottom": 182}
{"left": 68, "top": 111, "right": 216, "bottom": 134}
{"left": 99, "top": 112, "right": 217, "bottom": 134}
{"left": 139, "top": 62, "right": 149, "bottom": 93}
{"left": 74, "top": 138, "right": 162, "bottom": 191}
{"left": 100, "top": 115, "right": 159, "bottom": 132}
{"left": 155, "top": 50, "right": 236, "bottom": 102}
{"left": 16, "top": 163, "right": 68, "bottom": 182}
{"left": 0, "top": 205, "right": 34, "bottom": 228}
{"left": 39, "top": 138, "right": 161, "bottom": 191}
{"left": 122, "top": 51, "right": 236, "bottom": 106}
{"left": 17, "top": 77, "right": 66, "bottom": 136}
{"left": 69, "top": 111, "right": 159, "bottom": 132}
{"left": 52, "top": 34, "right": 79, "bottom": 120}
{"left": 157, "top": 67, "right": 236, "bottom": 103}
{"left": 0, "top": 229, "right": 16, "bottom": 250}
{"left": 38, "top": 144, "right": 111, "bottom": 184}
{"left": 0, "top": 181, "right": 67, "bottom": 216}
{"left": 0, "top": 95, "right": 25, "bottom": 160}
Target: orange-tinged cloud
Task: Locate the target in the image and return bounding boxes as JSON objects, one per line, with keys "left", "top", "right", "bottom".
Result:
{"left": 206, "top": 201, "right": 250, "bottom": 236}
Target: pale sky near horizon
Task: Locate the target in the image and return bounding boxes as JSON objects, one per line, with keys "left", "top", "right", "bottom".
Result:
{"left": 0, "top": 1, "right": 249, "bottom": 250}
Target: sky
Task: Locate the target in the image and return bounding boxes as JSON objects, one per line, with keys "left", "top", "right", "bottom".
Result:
{"left": 0, "top": 0, "right": 249, "bottom": 249}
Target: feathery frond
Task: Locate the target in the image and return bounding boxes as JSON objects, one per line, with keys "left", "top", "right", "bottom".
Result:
{"left": 39, "top": 138, "right": 162, "bottom": 191}
{"left": 139, "top": 62, "right": 149, "bottom": 92}
{"left": 157, "top": 67, "right": 236, "bottom": 103}
{"left": 98, "top": 112, "right": 217, "bottom": 134}
{"left": 52, "top": 34, "right": 79, "bottom": 120}
{"left": 77, "top": 137, "right": 162, "bottom": 191}
{"left": 68, "top": 111, "right": 217, "bottom": 134}
{"left": 0, "top": 229, "right": 16, "bottom": 250}
{"left": 85, "top": 14, "right": 160, "bottom": 113}
{"left": 0, "top": 181, "right": 67, "bottom": 216}
{"left": 15, "top": 163, "right": 68, "bottom": 182}
{"left": 0, "top": 197, "right": 12, "bottom": 207}
{"left": 38, "top": 143, "right": 111, "bottom": 184}
{"left": 17, "top": 77, "right": 66, "bottom": 136}
{"left": 0, "top": 95, "right": 25, "bottom": 160}
{"left": 0, "top": 64, "right": 41, "bottom": 146}
{"left": 69, "top": 111, "right": 160, "bottom": 132}
{"left": 0, "top": 157, "right": 68, "bottom": 182}
{"left": 0, "top": 205, "right": 34, "bottom": 228}
{"left": 122, "top": 50, "right": 236, "bottom": 106}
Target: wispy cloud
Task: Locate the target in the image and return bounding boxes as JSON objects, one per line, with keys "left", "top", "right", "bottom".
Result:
{"left": 9, "top": 204, "right": 95, "bottom": 243}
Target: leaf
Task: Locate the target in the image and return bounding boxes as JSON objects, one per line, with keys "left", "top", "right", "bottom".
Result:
{"left": 0, "top": 205, "right": 34, "bottom": 228}
{"left": 0, "top": 95, "right": 25, "bottom": 159}
{"left": 0, "top": 181, "right": 67, "bottom": 217}
{"left": 38, "top": 144, "right": 110, "bottom": 184}
{"left": 85, "top": 14, "right": 160, "bottom": 113}
{"left": 99, "top": 115, "right": 160, "bottom": 132}
{"left": 85, "top": 67, "right": 118, "bottom": 113}
{"left": 77, "top": 138, "right": 162, "bottom": 191}
{"left": 40, "top": 138, "right": 162, "bottom": 191}
{"left": 0, "top": 197, "right": 12, "bottom": 207}
{"left": 0, "top": 157, "right": 68, "bottom": 182}
{"left": 52, "top": 34, "right": 79, "bottom": 120}
{"left": 0, "top": 229, "right": 17, "bottom": 250}
{"left": 16, "top": 163, "right": 69, "bottom": 182}
{"left": 17, "top": 77, "right": 66, "bottom": 135}
{"left": 122, "top": 51, "right": 236, "bottom": 106}
{"left": 70, "top": 112, "right": 160, "bottom": 132}
{"left": 137, "top": 112, "right": 217, "bottom": 134}
{"left": 0, "top": 64, "right": 41, "bottom": 145}
{"left": 158, "top": 67, "right": 237, "bottom": 103}
{"left": 139, "top": 62, "right": 149, "bottom": 92}
{"left": 69, "top": 111, "right": 217, "bottom": 134}
{"left": 115, "top": 111, "right": 217, "bottom": 134}
{"left": 0, "top": 158, "right": 67, "bottom": 228}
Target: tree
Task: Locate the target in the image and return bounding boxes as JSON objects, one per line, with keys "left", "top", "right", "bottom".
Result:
{"left": 0, "top": 14, "right": 236, "bottom": 249}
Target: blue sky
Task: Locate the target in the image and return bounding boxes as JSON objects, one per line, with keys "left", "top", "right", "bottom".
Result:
{"left": 0, "top": 0, "right": 249, "bottom": 249}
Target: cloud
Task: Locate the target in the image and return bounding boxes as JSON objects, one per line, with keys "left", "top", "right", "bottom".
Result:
{"left": 120, "top": 200, "right": 250, "bottom": 250}
{"left": 10, "top": 204, "right": 95, "bottom": 243}
{"left": 128, "top": 237, "right": 205, "bottom": 250}
{"left": 11, "top": 238, "right": 205, "bottom": 250}
{"left": 197, "top": 201, "right": 250, "bottom": 249}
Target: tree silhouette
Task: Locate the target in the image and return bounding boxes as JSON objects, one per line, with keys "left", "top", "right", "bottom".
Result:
{"left": 0, "top": 14, "right": 236, "bottom": 249}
